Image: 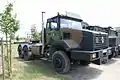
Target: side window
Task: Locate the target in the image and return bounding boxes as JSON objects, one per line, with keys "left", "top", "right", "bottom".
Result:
{"left": 46, "top": 18, "right": 59, "bottom": 30}
{"left": 51, "top": 22, "right": 57, "bottom": 29}
{"left": 46, "top": 22, "right": 57, "bottom": 30}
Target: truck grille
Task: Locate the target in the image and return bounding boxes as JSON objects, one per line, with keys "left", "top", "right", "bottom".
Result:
{"left": 94, "top": 34, "right": 108, "bottom": 50}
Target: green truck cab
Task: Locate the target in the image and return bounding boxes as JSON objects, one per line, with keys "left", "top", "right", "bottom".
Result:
{"left": 18, "top": 13, "right": 111, "bottom": 73}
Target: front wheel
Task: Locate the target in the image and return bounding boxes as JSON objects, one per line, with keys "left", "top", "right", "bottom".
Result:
{"left": 52, "top": 51, "right": 70, "bottom": 73}
{"left": 18, "top": 45, "right": 24, "bottom": 59}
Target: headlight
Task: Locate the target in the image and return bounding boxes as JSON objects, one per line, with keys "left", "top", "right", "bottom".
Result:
{"left": 92, "top": 53, "right": 96, "bottom": 58}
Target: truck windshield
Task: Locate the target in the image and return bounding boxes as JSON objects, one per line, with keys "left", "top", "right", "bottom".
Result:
{"left": 60, "top": 18, "right": 82, "bottom": 30}
{"left": 109, "top": 30, "right": 118, "bottom": 36}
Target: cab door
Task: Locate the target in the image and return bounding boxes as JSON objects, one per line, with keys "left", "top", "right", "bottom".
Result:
{"left": 46, "top": 18, "right": 62, "bottom": 45}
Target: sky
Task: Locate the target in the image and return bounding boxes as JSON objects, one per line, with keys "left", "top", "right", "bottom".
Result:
{"left": 0, "top": 0, "right": 120, "bottom": 37}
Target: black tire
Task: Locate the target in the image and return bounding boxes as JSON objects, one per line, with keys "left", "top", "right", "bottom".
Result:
{"left": 108, "top": 54, "right": 113, "bottom": 59}
{"left": 114, "top": 51, "right": 119, "bottom": 57}
{"left": 52, "top": 51, "right": 70, "bottom": 73}
{"left": 18, "top": 45, "right": 23, "bottom": 59}
{"left": 113, "top": 52, "right": 116, "bottom": 57}
{"left": 80, "top": 60, "right": 90, "bottom": 65}
{"left": 23, "top": 46, "right": 31, "bottom": 61}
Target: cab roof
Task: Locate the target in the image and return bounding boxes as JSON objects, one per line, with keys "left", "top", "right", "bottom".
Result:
{"left": 47, "top": 13, "right": 83, "bottom": 22}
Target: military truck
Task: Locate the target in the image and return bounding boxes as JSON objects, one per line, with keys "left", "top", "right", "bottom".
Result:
{"left": 18, "top": 12, "right": 111, "bottom": 73}
{"left": 17, "top": 40, "right": 40, "bottom": 59}
{"left": 87, "top": 26, "right": 119, "bottom": 59}
{"left": 104, "top": 27, "right": 119, "bottom": 58}
{"left": 83, "top": 25, "right": 112, "bottom": 63}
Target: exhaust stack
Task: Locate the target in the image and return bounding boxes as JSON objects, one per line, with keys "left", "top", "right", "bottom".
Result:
{"left": 41, "top": 11, "right": 45, "bottom": 54}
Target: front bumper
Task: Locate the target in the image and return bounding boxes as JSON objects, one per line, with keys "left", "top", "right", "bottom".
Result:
{"left": 110, "top": 46, "right": 119, "bottom": 57}
{"left": 111, "top": 46, "right": 118, "bottom": 52}
{"left": 70, "top": 48, "right": 110, "bottom": 61}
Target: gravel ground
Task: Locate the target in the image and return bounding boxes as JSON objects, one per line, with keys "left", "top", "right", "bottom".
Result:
{"left": 64, "top": 56, "right": 120, "bottom": 80}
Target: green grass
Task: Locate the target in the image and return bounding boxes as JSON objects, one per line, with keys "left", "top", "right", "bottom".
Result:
{"left": 0, "top": 44, "right": 70, "bottom": 80}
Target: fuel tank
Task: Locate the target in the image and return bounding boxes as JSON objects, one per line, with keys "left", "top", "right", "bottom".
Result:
{"left": 31, "top": 43, "right": 42, "bottom": 56}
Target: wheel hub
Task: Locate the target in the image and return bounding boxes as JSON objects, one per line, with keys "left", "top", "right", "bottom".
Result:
{"left": 55, "top": 57, "right": 62, "bottom": 68}
{"left": 24, "top": 47, "right": 28, "bottom": 56}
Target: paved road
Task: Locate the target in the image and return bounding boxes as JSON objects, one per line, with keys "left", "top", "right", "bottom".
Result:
{"left": 64, "top": 56, "right": 120, "bottom": 80}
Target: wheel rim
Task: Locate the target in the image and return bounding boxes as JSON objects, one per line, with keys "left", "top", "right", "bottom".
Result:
{"left": 23, "top": 47, "right": 28, "bottom": 56}
{"left": 54, "top": 57, "right": 62, "bottom": 68}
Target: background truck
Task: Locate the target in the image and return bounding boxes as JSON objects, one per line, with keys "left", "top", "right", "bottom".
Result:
{"left": 87, "top": 26, "right": 119, "bottom": 59}
{"left": 83, "top": 25, "right": 112, "bottom": 64}
{"left": 17, "top": 40, "right": 39, "bottom": 59}
{"left": 18, "top": 12, "right": 110, "bottom": 73}
{"left": 117, "top": 31, "right": 120, "bottom": 54}
{"left": 104, "top": 27, "right": 120, "bottom": 58}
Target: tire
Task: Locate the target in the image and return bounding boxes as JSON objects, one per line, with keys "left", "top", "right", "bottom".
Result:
{"left": 52, "top": 51, "right": 70, "bottom": 73}
{"left": 23, "top": 46, "right": 32, "bottom": 61}
{"left": 114, "top": 51, "right": 119, "bottom": 57}
{"left": 80, "top": 60, "right": 90, "bottom": 65}
{"left": 108, "top": 54, "right": 113, "bottom": 59}
{"left": 18, "top": 45, "right": 23, "bottom": 59}
{"left": 113, "top": 52, "right": 116, "bottom": 57}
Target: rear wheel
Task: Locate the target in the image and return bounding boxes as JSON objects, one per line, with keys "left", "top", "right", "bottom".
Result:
{"left": 52, "top": 51, "right": 70, "bottom": 73}
{"left": 23, "top": 46, "right": 32, "bottom": 61}
{"left": 17, "top": 45, "right": 23, "bottom": 59}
